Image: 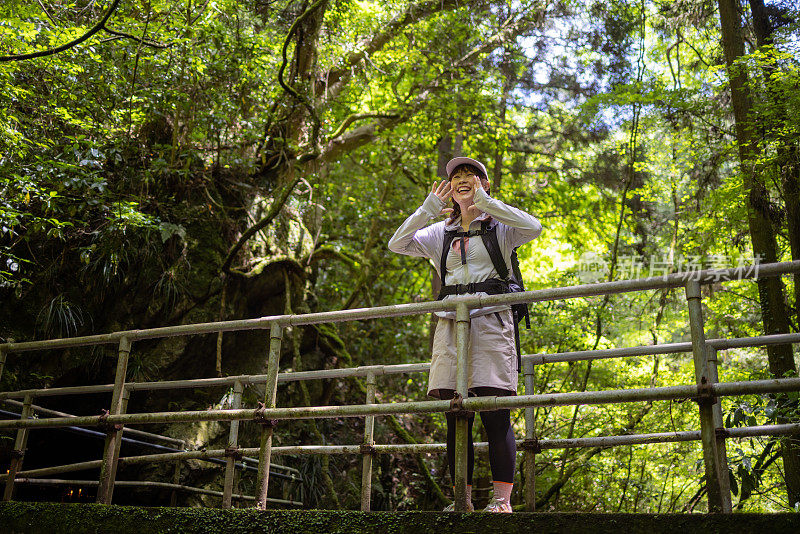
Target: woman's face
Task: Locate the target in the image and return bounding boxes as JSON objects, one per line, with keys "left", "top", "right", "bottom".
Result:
{"left": 449, "top": 167, "right": 489, "bottom": 204}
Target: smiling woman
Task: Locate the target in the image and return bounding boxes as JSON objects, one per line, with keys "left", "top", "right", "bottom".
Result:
{"left": 444, "top": 158, "right": 491, "bottom": 230}
{"left": 388, "top": 156, "right": 542, "bottom": 512}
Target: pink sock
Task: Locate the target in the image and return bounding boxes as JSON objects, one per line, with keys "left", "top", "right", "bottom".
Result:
{"left": 493, "top": 481, "right": 513, "bottom": 503}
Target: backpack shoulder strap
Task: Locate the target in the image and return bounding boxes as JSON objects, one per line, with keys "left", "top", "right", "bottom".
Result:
{"left": 479, "top": 220, "right": 509, "bottom": 280}
{"left": 510, "top": 249, "right": 524, "bottom": 288}
{"left": 441, "top": 222, "right": 501, "bottom": 283}
{"left": 509, "top": 247, "right": 531, "bottom": 329}
{"left": 439, "top": 228, "right": 459, "bottom": 284}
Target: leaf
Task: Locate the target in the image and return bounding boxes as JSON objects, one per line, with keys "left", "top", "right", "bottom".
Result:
{"left": 729, "top": 467, "right": 738, "bottom": 496}
{"left": 159, "top": 222, "right": 187, "bottom": 243}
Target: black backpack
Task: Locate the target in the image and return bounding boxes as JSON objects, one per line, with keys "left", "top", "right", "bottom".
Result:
{"left": 436, "top": 219, "right": 530, "bottom": 371}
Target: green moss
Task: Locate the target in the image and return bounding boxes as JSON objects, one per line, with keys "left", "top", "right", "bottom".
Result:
{"left": 312, "top": 323, "right": 352, "bottom": 366}
{"left": 1, "top": 502, "right": 799, "bottom": 534}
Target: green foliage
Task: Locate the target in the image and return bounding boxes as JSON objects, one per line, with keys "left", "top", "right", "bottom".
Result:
{"left": 1, "top": 0, "right": 799, "bottom": 514}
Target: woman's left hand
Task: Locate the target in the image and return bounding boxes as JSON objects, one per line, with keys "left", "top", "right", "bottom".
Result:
{"left": 462, "top": 174, "right": 487, "bottom": 218}
{"left": 473, "top": 173, "right": 488, "bottom": 196}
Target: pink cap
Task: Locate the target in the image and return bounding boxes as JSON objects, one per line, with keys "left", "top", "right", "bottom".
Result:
{"left": 446, "top": 157, "right": 488, "bottom": 179}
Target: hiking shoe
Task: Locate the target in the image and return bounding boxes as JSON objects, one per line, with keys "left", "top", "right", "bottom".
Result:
{"left": 482, "top": 498, "right": 512, "bottom": 513}
{"left": 443, "top": 501, "right": 474, "bottom": 512}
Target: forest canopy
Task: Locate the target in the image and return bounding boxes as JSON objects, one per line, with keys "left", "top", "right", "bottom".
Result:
{"left": 1, "top": 0, "right": 799, "bottom": 513}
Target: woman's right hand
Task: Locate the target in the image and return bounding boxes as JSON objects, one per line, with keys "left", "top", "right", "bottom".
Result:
{"left": 431, "top": 180, "right": 453, "bottom": 217}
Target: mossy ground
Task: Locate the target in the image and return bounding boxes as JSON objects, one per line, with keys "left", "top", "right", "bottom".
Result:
{"left": 1, "top": 502, "right": 799, "bottom": 534}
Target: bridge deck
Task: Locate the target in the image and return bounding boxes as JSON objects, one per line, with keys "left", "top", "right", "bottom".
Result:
{"left": 1, "top": 502, "right": 799, "bottom": 533}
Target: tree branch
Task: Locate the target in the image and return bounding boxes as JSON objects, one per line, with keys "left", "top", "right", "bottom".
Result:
{"left": 36, "top": 0, "right": 58, "bottom": 27}
{"left": 306, "top": 247, "right": 363, "bottom": 271}
{"left": 537, "top": 401, "right": 654, "bottom": 508}
{"left": 220, "top": 177, "right": 301, "bottom": 275}
{"left": 317, "top": 9, "right": 540, "bottom": 165}
{"left": 190, "top": 0, "right": 213, "bottom": 25}
{"left": 329, "top": 113, "right": 400, "bottom": 140}
{"left": 277, "top": 0, "right": 327, "bottom": 145}
{"left": 102, "top": 25, "right": 172, "bottom": 49}
{"left": 0, "top": 0, "right": 121, "bottom": 62}
{"left": 321, "top": 0, "right": 463, "bottom": 101}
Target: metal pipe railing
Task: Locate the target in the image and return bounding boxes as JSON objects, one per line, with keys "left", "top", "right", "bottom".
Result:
{"left": 3, "top": 333, "right": 799, "bottom": 402}
{"left": 2, "top": 377, "right": 800, "bottom": 431}
{"left": 1, "top": 261, "right": 799, "bottom": 513}
{"left": 0, "top": 408, "right": 184, "bottom": 455}
{"left": 5, "top": 421, "right": 797, "bottom": 482}
{"left": 0, "top": 409, "right": 299, "bottom": 482}
{"left": 527, "top": 332, "right": 800, "bottom": 365}
{"left": 0, "top": 399, "right": 300, "bottom": 478}
{"left": 3, "top": 394, "right": 32, "bottom": 500}
{"left": 360, "top": 370, "right": 377, "bottom": 511}
{"left": 2, "top": 262, "right": 795, "bottom": 354}
{"left": 12, "top": 478, "right": 302, "bottom": 506}
{"left": 1, "top": 399, "right": 185, "bottom": 445}
{"left": 255, "top": 323, "right": 283, "bottom": 510}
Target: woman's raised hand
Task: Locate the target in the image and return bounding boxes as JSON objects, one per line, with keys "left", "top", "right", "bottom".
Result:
{"left": 461, "top": 174, "right": 486, "bottom": 218}
{"left": 431, "top": 180, "right": 453, "bottom": 216}
{"left": 432, "top": 180, "right": 452, "bottom": 202}
{"left": 473, "top": 173, "right": 488, "bottom": 196}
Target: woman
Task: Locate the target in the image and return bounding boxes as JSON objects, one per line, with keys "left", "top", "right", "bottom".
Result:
{"left": 388, "top": 156, "right": 542, "bottom": 512}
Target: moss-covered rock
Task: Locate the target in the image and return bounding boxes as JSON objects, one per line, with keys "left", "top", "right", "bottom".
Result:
{"left": 1, "top": 502, "right": 799, "bottom": 534}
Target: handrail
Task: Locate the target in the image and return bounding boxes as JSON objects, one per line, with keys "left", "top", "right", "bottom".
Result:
{"left": 0, "top": 406, "right": 299, "bottom": 482}
{"left": 2, "top": 377, "right": 800, "bottom": 430}
{"left": 4, "top": 423, "right": 798, "bottom": 481}
{"left": 2, "top": 333, "right": 800, "bottom": 401}
{"left": 2, "top": 260, "right": 799, "bottom": 512}
{"left": 12, "top": 478, "right": 303, "bottom": 506}
{"left": 2, "top": 261, "right": 795, "bottom": 353}
{"left": 0, "top": 399, "right": 185, "bottom": 445}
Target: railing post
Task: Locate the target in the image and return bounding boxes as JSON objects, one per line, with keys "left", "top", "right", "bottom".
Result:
{"left": 106, "top": 387, "right": 130, "bottom": 502}
{"left": 0, "top": 347, "right": 7, "bottom": 387}
{"left": 170, "top": 441, "right": 185, "bottom": 507}
{"left": 707, "top": 345, "right": 733, "bottom": 512}
{"left": 454, "top": 303, "right": 470, "bottom": 511}
{"left": 223, "top": 380, "right": 244, "bottom": 509}
{"left": 97, "top": 335, "right": 131, "bottom": 504}
{"left": 256, "top": 323, "right": 283, "bottom": 510}
{"left": 360, "top": 370, "right": 377, "bottom": 511}
{"left": 3, "top": 393, "right": 33, "bottom": 501}
{"left": 522, "top": 358, "right": 537, "bottom": 512}
{"left": 685, "top": 281, "right": 729, "bottom": 513}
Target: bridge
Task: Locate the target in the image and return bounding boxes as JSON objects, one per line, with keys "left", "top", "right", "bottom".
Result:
{"left": 2, "top": 261, "right": 800, "bottom": 518}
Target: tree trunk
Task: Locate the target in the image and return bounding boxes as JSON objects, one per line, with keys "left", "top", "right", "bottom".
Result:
{"left": 748, "top": 0, "right": 800, "bottom": 330}
{"left": 783, "top": 149, "right": 800, "bottom": 328}
{"left": 718, "top": 0, "right": 800, "bottom": 507}
{"left": 493, "top": 29, "right": 514, "bottom": 195}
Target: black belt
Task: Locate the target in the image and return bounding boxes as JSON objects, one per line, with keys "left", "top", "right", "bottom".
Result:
{"left": 437, "top": 278, "right": 509, "bottom": 299}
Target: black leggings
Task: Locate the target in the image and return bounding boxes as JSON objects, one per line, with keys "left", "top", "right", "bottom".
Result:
{"left": 436, "top": 387, "right": 516, "bottom": 484}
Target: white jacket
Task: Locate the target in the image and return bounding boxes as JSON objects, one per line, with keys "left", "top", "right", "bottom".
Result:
{"left": 388, "top": 186, "right": 542, "bottom": 319}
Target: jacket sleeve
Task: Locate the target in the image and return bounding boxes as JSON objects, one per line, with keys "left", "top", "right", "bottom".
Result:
{"left": 473, "top": 187, "right": 542, "bottom": 249}
{"left": 388, "top": 192, "right": 446, "bottom": 260}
